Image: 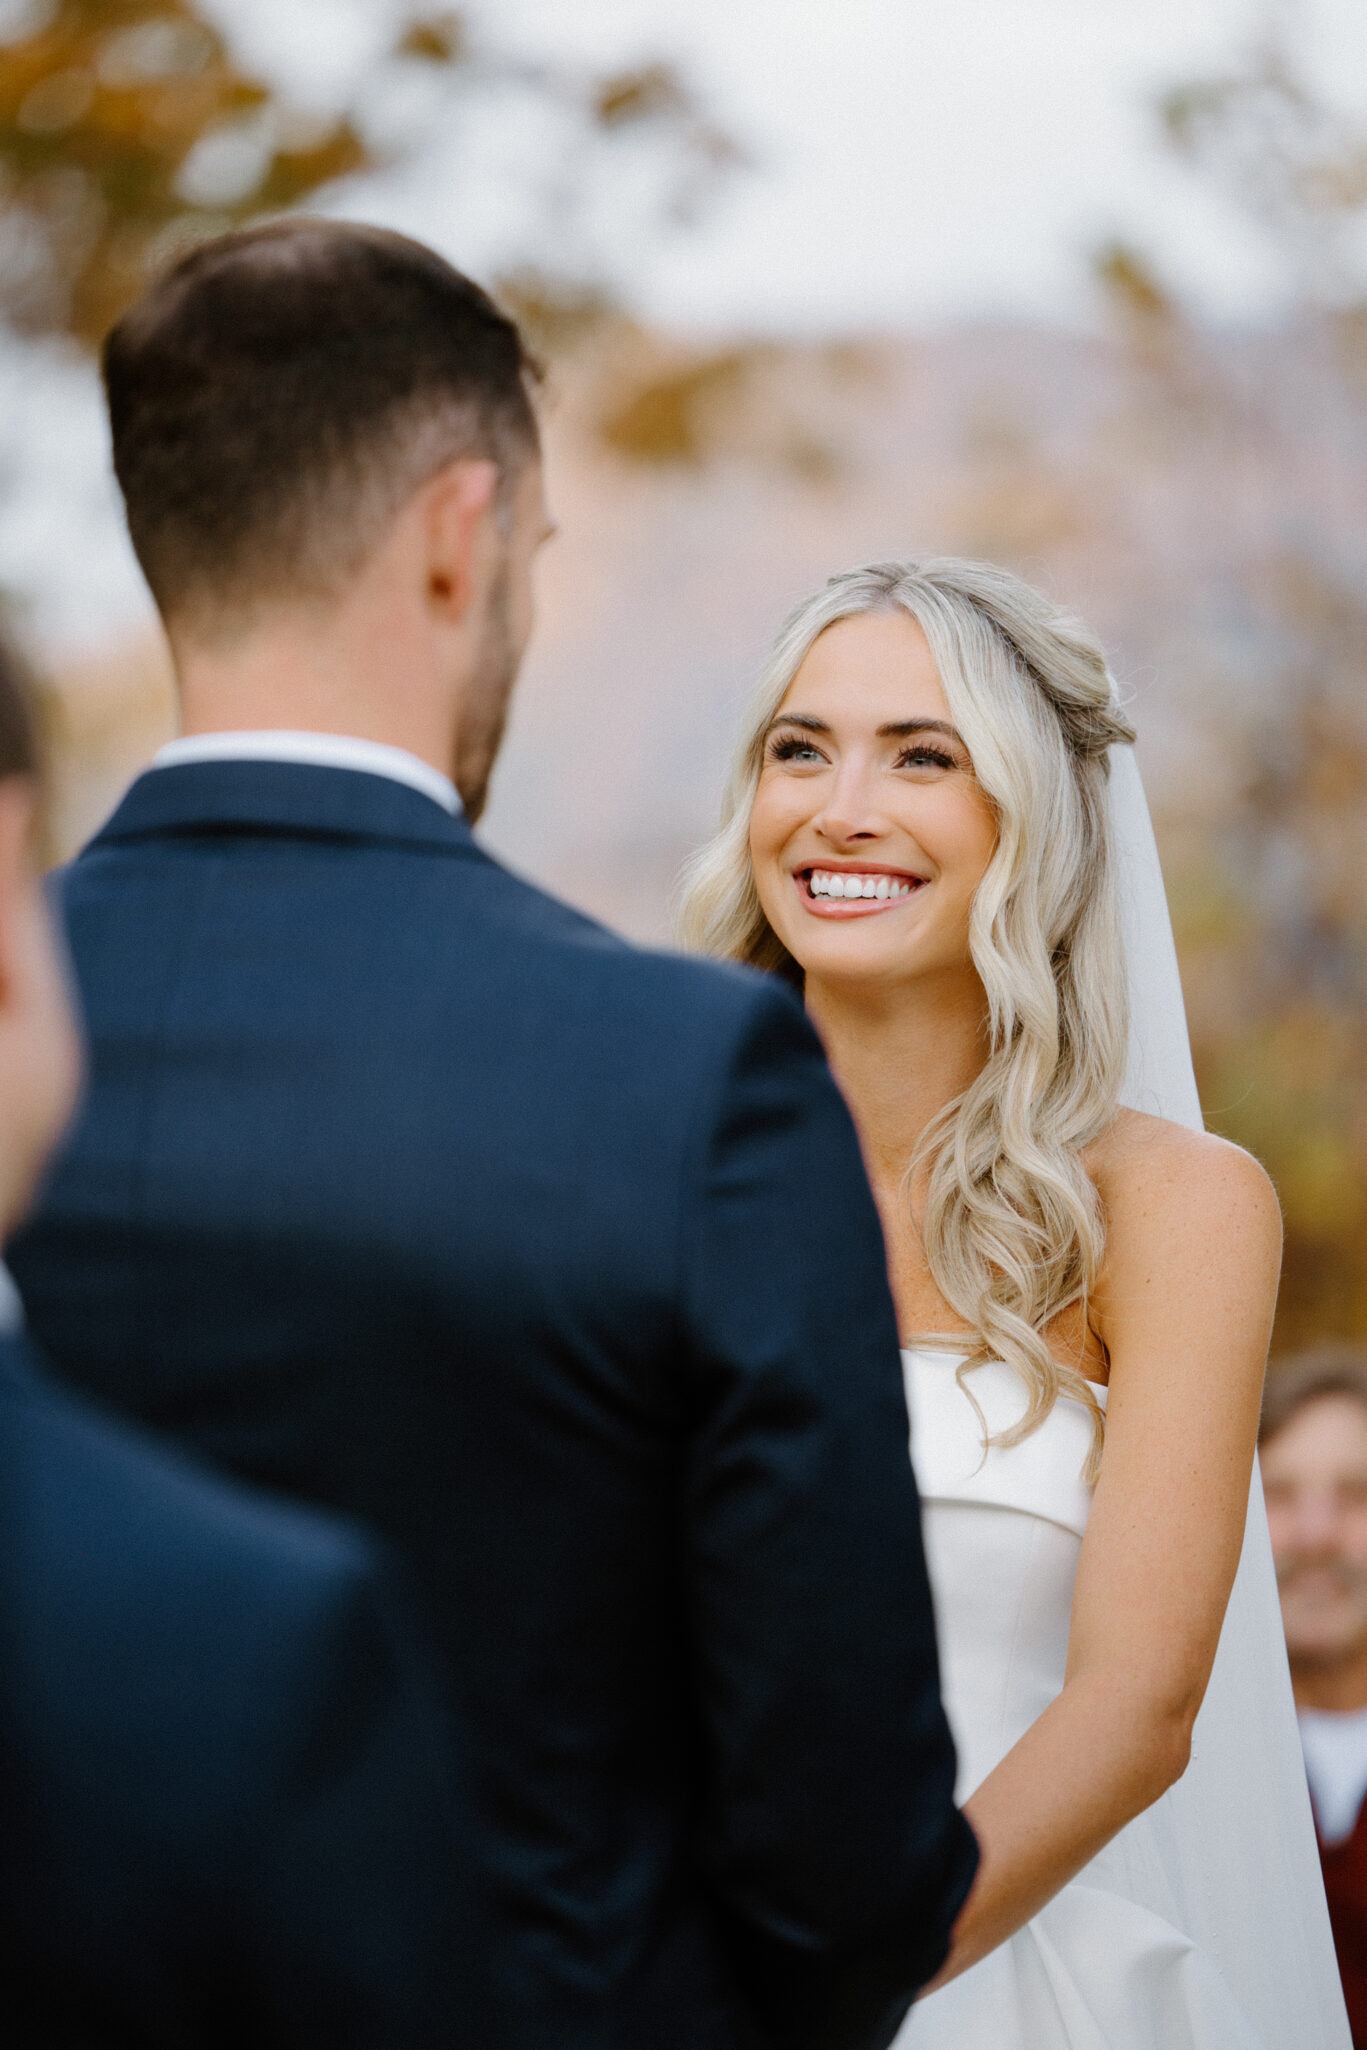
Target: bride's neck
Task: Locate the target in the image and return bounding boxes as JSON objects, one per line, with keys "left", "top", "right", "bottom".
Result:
{"left": 803, "top": 968, "right": 989, "bottom": 1192}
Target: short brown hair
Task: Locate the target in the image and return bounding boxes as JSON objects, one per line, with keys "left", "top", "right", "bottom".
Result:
{"left": 1260, "top": 1345, "right": 1367, "bottom": 1446}
{"left": 0, "top": 634, "right": 39, "bottom": 783}
{"left": 103, "top": 218, "right": 539, "bottom": 634}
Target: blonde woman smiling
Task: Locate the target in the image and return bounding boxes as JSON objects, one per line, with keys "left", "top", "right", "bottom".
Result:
{"left": 680, "top": 560, "right": 1348, "bottom": 2047}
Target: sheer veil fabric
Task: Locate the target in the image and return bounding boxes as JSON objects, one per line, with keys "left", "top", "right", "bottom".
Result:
{"left": 1103, "top": 747, "right": 1348, "bottom": 2043}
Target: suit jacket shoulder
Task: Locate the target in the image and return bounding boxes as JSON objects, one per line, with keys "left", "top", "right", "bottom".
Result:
{"left": 0, "top": 1339, "right": 386, "bottom": 1742}
{"left": 0, "top": 1339, "right": 478, "bottom": 2047}
{"left": 421, "top": 834, "right": 817, "bottom": 1097}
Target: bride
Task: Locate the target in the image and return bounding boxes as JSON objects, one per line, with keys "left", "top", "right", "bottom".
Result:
{"left": 679, "top": 558, "right": 1349, "bottom": 2047}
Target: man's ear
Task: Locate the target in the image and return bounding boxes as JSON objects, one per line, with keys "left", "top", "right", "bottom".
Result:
{"left": 0, "top": 779, "right": 36, "bottom": 1008}
{"left": 423, "top": 457, "right": 500, "bottom": 622}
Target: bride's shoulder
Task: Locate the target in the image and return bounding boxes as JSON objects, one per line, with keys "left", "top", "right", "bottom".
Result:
{"left": 1087, "top": 1109, "right": 1282, "bottom": 1276}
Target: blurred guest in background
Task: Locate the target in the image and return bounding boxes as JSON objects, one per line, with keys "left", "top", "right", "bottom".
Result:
{"left": 0, "top": 640, "right": 487, "bottom": 2044}
{"left": 1263, "top": 1348, "right": 1367, "bottom": 2045}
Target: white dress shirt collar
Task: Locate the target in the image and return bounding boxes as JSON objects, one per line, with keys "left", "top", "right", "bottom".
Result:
{"left": 1299, "top": 1705, "right": 1367, "bottom": 1843}
{"left": 151, "top": 731, "right": 461, "bottom": 817}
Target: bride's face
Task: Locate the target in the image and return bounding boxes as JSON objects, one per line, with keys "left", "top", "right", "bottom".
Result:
{"left": 747, "top": 610, "right": 998, "bottom": 994}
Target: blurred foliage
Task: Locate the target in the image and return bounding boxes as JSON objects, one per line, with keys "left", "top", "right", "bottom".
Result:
{"left": 496, "top": 271, "right": 622, "bottom": 364}
{"left": 0, "top": 0, "right": 740, "bottom": 352}
{"left": 0, "top": 0, "right": 763, "bottom": 465}
{"left": 1168, "top": 574, "right": 1367, "bottom": 1349}
{"left": 0, "top": 1, "right": 756, "bottom": 889}
{"left": 590, "top": 58, "right": 740, "bottom": 195}
{"left": 0, "top": 0, "right": 373, "bottom": 345}
{"left": 1161, "top": 39, "right": 1367, "bottom": 311}
{"left": 395, "top": 11, "right": 466, "bottom": 66}
{"left": 600, "top": 345, "right": 752, "bottom": 463}
{"left": 593, "top": 334, "right": 877, "bottom": 475}
{"left": 1092, "top": 239, "right": 1176, "bottom": 326}
{"left": 1111, "top": 17, "right": 1367, "bottom": 1355}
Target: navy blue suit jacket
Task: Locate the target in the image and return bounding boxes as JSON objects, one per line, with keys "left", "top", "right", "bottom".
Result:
{"left": 13, "top": 761, "right": 976, "bottom": 2050}
{"left": 0, "top": 1332, "right": 487, "bottom": 2047}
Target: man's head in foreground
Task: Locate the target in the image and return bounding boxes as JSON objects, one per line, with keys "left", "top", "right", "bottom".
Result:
{"left": 102, "top": 218, "right": 551, "bottom": 821}
{"left": 0, "top": 647, "right": 81, "bottom": 1237}
{"left": 1263, "top": 1348, "right": 1367, "bottom": 1711}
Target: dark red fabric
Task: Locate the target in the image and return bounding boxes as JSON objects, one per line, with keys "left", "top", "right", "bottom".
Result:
{"left": 1320, "top": 1801, "right": 1367, "bottom": 2047}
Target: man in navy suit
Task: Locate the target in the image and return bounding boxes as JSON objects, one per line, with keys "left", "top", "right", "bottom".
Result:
{"left": 12, "top": 219, "right": 977, "bottom": 2050}
{"left": 0, "top": 645, "right": 488, "bottom": 2045}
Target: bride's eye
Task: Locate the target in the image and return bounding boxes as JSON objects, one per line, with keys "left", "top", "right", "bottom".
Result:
{"left": 895, "top": 744, "right": 957, "bottom": 772}
{"left": 767, "top": 733, "right": 828, "bottom": 765}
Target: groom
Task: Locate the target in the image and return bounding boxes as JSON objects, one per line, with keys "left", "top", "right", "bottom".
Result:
{"left": 12, "top": 219, "right": 976, "bottom": 2050}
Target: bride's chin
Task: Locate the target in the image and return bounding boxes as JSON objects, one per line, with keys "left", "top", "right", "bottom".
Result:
{"left": 795, "top": 952, "right": 920, "bottom": 999}
{"left": 765, "top": 915, "right": 932, "bottom": 994}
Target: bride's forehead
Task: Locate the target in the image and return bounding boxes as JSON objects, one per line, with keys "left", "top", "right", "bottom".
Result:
{"left": 782, "top": 613, "right": 950, "bottom": 721}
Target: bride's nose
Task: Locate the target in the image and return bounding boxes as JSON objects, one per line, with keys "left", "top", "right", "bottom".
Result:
{"left": 812, "top": 758, "right": 884, "bottom": 845}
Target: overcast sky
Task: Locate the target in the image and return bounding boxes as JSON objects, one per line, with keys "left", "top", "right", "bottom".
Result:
{"left": 210, "top": 0, "right": 1367, "bottom": 331}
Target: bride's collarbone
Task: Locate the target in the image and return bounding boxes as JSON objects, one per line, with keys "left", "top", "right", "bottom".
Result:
{"left": 885, "top": 1214, "right": 1109, "bottom": 1385}
{"left": 877, "top": 1119, "right": 1240, "bottom": 1385}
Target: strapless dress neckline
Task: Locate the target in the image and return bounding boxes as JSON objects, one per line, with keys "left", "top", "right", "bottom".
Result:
{"left": 900, "top": 1348, "right": 1105, "bottom": 1541}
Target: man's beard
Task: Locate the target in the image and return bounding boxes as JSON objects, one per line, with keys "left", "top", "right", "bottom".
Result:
{"left": 1278, "top": 1551, "right": 1367, "bottom": 1663}
{"left": 454, "top": 559, "right": 517, "bottom": 826}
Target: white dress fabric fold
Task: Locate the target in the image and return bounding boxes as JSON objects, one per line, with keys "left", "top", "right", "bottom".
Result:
{"left": 895, "top": 1347, "right": 1350, "bottom": 2048}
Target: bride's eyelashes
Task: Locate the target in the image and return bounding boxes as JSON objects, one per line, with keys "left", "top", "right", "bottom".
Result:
{"left": 766, "top": 732, "right": 829, "bottom": 766}
{"left": 893, "top": 743, "right": 959, "bottom": 773}
{"left": 763, "top": 729, "right": 962, "bottom": 774}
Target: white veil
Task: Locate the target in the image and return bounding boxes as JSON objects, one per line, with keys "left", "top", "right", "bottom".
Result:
{"left": 1110, "top": 747, "right": 1350, "bottom": 2046}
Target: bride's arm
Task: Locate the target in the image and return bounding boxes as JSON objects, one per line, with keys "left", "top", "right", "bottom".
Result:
{"left": 923, "top": 1116, "right": 1281, "bottom": 1990}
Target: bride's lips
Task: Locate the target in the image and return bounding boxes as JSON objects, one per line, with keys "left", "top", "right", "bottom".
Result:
{"left": 793, "top": 864, "right": 928, "bottom": 918}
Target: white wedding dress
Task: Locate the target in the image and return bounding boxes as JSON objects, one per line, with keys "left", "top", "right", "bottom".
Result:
{"left": 895, "top": 751, "right": 1350, "bottom": 2049}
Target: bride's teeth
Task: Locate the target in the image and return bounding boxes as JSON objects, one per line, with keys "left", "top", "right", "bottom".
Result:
{"left": 806, "top": 870, "right": 919, "bottom": 899}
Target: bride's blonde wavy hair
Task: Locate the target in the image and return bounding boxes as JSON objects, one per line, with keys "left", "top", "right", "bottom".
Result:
{"left": 677, "top": 559, "right": 1137, "bottom": 1476}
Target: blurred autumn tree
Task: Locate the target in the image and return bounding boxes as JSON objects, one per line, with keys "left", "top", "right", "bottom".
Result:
{"left": 0, "top": 0, "right": 742, "bottom": 855}
{"left": 1097, "top": 19, "right": 1367, "bottom": 1353}
{"left": 1169, "top": 563, "right": 1367, "bottom": 1351}
{"left": 0, "top": 0, "right": 738, "bottom": 353}
{"left": 0, "top": 0, "right": 366, "bottom": 345}
{"left": 1161, "top": 37, "right": 1367, "bottom": 326}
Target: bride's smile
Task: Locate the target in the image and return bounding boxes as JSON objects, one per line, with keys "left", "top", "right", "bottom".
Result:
{"left": 747, "top": 607, "right": 997, "bottom": 988}
{"left": 800, "top": 864, "right": 924, "bottom": 912}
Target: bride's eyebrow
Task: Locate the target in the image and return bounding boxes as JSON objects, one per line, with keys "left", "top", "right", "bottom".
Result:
{"left": 763, "top": 713, "right": 967, "bottom": 747}
{"left": 877, "top": 718, "right": 965, "bottom": 745}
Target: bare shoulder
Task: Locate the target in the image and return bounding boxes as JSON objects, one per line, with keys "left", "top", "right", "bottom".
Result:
{"left": 1089, "top": 1109, "right": 1282, "bottom": 1287}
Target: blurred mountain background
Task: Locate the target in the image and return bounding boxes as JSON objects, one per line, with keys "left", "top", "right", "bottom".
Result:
{"left": 0, "top": 0, "right": 1364, "bottom": 1352}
